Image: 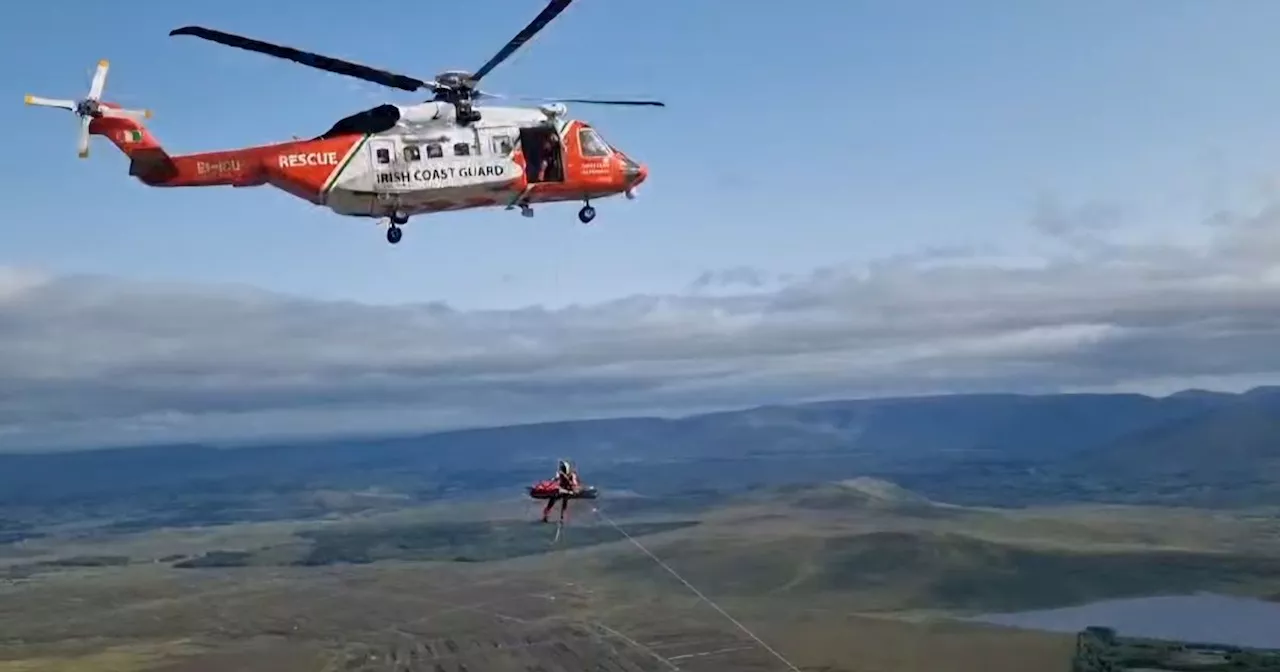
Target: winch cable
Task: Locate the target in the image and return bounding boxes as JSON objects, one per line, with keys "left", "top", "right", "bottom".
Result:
{"left": 591, "top": 505, "right": 804, "bottom": 672}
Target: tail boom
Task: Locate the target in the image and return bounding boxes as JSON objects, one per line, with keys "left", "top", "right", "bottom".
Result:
{"left": 90, "top": 114, "right": 266, "bottom": 188}
{"left": 90, "top": 115, "right": 366, "bottom": 203}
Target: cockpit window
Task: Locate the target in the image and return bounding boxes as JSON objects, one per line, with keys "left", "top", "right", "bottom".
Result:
{"left": 578, "top": 128, "right": 611, "bottom": 157}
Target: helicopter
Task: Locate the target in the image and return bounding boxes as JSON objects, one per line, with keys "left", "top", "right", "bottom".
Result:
{"left": 23, "top": 0, "right": 662, "bottom": 244}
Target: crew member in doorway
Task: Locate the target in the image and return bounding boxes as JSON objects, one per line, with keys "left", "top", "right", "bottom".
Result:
{"left": 538, "top": 132, "right": 563, "bottom": 182}
{"left": 541, "top": 459, "right": 581, "bottom": 523}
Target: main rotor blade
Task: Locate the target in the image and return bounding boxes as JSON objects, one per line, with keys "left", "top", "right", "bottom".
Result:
{"left": 169, "top": 26, "right": 431, "bottom": 93}
{"left": 471, "top": 0, "right": 573, "bottom": 83}
{"left": 542, "top": 98, "right": 665, "bottom": 107}
{"left": 484, "top": 93, "right": 665, "bottom": 107}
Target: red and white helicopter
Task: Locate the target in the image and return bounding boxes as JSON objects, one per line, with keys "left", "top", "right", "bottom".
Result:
{"left": 23, "top": 0, "right": 661, "bottom": 244}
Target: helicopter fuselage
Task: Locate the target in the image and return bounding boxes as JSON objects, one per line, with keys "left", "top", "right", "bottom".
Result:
{"left": 90, "top": 101, "right": 647, "bottom": 226}
{"left": 320, "top": 102, "right": 647, "bottom": 219}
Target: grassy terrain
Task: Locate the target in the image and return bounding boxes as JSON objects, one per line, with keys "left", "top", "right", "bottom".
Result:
{"left": 2, "top": 478, "right": 1279, "bottom": 671}
{"left": 600, "top": 529, "right": 1280, "bottom": 613}
{"left": 585, "top": 480, "right": 1280, "bottom": 618}
{"left": 166, "top": 519, "right": 698, "bottom": 567}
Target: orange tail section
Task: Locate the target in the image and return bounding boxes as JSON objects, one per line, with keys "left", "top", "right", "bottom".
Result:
{"left": 89, "top": 113, "right": 268, "bottom": 188}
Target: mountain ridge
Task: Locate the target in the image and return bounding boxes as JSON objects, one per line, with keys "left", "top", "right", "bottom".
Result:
{"left": 2, "top": 387, "right": 1277, "bottom": 512}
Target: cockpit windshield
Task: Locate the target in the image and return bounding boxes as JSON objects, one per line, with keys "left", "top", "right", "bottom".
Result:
{"left": 578, "top": 127, "right": 611, "bottom": 157}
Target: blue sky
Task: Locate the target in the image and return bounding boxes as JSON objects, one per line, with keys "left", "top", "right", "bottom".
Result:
{"left": 5, "top": 1, "right": 1280, "bottom": 448}
{"left": 5, "top": 0, "right": 1280, "bottom": 309}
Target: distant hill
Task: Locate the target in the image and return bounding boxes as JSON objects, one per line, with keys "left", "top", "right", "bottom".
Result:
{"left": 0, "top": 387, "right": 1277, "bottom": 517}
{"left": 801, "top": 529, "right": 1280, "bottom": 612}
{"left": 764, "top": 477, "right": 942, "bottom": 514}
{"left": 1167, "top": 388, "right": 1239, "bottom": 402}
{"left": 1081, "top": 400, "right": 1280, "bottom": 476}
{"left": 902, "top": 388, "right": 1280, "bottom": 508}
{"left": 1244, "top": 385, "right": 1280, "bottom": 401}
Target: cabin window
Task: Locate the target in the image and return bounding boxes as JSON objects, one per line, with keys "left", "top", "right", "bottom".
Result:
{"left": 403, "top": 145, "right": 421, "bottom": 162}
{"left": 375, "top": 147, "right": 391, "bottom": 164}
{"left": 453, "top": 142, "right": 472, "bottom": 157}
{"left": 578, "top": 128, "right": 611, "bottom": 157}
{"left": 491, "top": 135, "right": 514, "bottom": 156}
{"left": 426, "top": 143, "right": 443, "bottom": 159}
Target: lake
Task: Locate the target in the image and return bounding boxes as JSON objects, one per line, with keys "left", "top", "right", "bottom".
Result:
{"left": 971, "top": 593, "right": 1280, "bottom": 649}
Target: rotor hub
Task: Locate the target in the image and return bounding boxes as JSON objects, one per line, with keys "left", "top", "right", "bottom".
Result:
{"left": 75, "top": 99, "right": 100, "bottom": 118}
{"left": 434, "top": 71, "right": 475, "bottom": 90}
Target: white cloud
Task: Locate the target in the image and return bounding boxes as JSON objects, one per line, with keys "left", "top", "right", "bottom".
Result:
{"left": 0, "top": 266, "right": 51, "bottom": 303}
{"left": 2, "top": 197, "right": 1280, "bottom": 450}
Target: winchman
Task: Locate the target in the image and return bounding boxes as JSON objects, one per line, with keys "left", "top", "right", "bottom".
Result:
{"left": 541, "top": 459, "right": 581, "bottom": 523}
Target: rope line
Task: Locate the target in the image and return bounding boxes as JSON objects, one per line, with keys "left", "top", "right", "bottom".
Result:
{"left": 592, "top": 506, "right": 803, "bottom": 672}
{"left": 592, "top": 621, "right": 681, "bottom": 671}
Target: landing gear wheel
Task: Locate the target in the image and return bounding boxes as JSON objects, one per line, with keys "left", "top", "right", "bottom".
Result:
{"left": 390, "top": 212, "right": 410, "bottom": 226}
{"left": 386, "top": 225, "right": 403, "bottom": 245}
{"left": 578, "top": 205, "right": 596, "bottom": 224}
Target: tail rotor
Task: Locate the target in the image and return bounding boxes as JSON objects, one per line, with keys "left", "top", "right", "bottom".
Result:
{"left": 24, "top": 60, "right": 152, "bottom": 158}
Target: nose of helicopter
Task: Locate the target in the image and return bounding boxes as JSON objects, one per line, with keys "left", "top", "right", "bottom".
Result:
{"left": 619, "top": 152, "right": 647, "bottom": 186}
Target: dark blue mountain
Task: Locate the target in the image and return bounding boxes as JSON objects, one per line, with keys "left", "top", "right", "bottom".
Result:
{"left": 0, "top": 388, "right": 1274, "bottom": 513}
